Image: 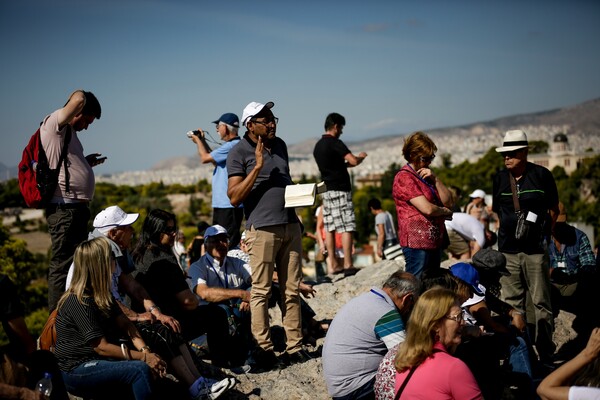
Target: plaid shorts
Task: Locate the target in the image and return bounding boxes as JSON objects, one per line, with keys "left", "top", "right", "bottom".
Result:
{"left": 322, "top": 190, "right": 356, "bottom": 233}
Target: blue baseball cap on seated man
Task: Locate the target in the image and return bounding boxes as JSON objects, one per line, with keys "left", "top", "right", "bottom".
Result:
{"left": 450, "top": 262, "right": 485, "bottom": 296}
{"left": 203, "top": 224, "right": 228, "bottom": 240}
{"left": 212, "top": 113, "right": 239, "bottom": 127}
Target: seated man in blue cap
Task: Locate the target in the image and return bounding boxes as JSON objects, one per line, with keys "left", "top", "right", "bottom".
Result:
{"left": 450, "top": 257, "right": 533, "bottom": 399}
{"left": 188, "top": 224, "right": 253, "bottom": 367}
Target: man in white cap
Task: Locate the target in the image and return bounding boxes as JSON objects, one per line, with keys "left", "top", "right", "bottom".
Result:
{"left": 190, "top": 113, "right": 244, "bottom": 249}
{"left": 66, "top": 205, "right": 180, "bottom": 331}
{"left": 226, "top": 101, "right": 308, "bottom": 370}
{"left": 492, "top": 129, "right": 559, "bottom": 363}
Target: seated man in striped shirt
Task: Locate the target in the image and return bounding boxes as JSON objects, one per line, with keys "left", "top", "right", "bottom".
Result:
{"left": 322, "top": 271, "right": 420, "bottom": 400}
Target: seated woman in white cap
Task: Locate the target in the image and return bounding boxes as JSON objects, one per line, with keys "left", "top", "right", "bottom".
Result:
{"left": 465, "top": 189, "right": 489, "bottom": 228}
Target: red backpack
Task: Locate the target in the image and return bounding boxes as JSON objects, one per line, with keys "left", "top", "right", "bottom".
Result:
{"left": 18, "top": 126, "right": 71, "bottom": 208}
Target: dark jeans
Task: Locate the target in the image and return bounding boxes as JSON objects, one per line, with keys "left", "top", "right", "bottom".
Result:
{"left": 135, "top": 321, "right": 185, "bottom": 362}
{"left": 62, "top": 360, "right": 152, "bottom": 400}
{"left": 213, "top": 207, "right": 244, "bottom": 249}
{"left": 46, "top": 204, "right": 90, "bottom": 311}
{"left": 401, "top": 247, "right": 441, "bottom": 278}
{"left": 179, "top": 304, "right": 233, "bottom": 364}
{"left": 333, "top": 377, "right": 375, "bottom": 400}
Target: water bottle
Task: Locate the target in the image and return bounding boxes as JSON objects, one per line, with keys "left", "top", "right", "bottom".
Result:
{"left": 36, "top": 372, "right": 53, "bottom": 399}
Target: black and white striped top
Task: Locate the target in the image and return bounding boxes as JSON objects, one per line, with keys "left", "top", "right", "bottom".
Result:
{"left": 55, "top": 293, "right": 121, "bottom": 372}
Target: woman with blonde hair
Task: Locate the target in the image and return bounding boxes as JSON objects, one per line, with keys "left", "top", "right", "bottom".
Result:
{"left": 392, "top": 131, "right": 454, "bottom": 278}
{"left": 55, "top": 236, "right": 166, "bottom": 400}
{"left": 393, "top": 288, "right": 482, "bottom": 399}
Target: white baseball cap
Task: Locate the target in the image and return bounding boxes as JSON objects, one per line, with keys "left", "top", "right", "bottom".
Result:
{"left": 93, "top": 206, "right": 139, "bottom": 234}
{"left": 241, "top": 101, "right": 274, "bottom": 127}
{"left": 469, "top": 189, "right": 486, "bottom": 199}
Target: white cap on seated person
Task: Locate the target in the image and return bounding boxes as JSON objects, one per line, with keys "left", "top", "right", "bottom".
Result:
{"left": 93, "top": 205, "right": 139, "bottom": 234}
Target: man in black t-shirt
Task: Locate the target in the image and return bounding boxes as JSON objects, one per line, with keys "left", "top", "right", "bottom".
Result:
{"left": 492, "top": 129, "right": 559, "bottom": 363}
{"left": 313, "top": 113, "right": 367, "bottom": 276}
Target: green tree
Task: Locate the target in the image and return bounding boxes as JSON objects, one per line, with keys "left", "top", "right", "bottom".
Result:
{"left": 529, "top": 140, "right": 549, "bottom": 154}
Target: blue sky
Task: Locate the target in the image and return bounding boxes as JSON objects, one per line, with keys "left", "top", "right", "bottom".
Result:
{"left": 1, "top": 1, "right": 599, "bottom": 175}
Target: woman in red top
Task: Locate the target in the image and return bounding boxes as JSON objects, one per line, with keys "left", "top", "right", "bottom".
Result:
{"left": 392, "top": 131, "right": 454, "bottom": 277}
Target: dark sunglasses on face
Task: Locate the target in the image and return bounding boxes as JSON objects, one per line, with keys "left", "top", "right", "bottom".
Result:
{"left": 420, "top": 154, "right": 436, "bottom": 163}
{"left": 500, "top": 150, "right": 521, "bottom": 158}
{"left": 163, "top": 225, "right": 177, "bottom": 234}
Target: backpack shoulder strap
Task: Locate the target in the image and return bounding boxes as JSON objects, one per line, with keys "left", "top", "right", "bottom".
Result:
{"left": 60, "top": 126, "right": 72, "bottom": 194}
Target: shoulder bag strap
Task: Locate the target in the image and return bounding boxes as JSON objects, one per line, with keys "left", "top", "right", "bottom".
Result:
{"left": 394, "top": 349, "right": 442, "bottom": 400}
{"left": 509, "top": 174, "right": 520, "bottom": 213}
{"left": 393, "top": 366, "right": 417, "bottom": 400}
{"left": 60, "top": 126, "right": 72, "bottom": 194}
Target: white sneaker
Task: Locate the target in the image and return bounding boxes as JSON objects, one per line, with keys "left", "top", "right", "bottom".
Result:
{"left": 190, "top": 376, "right": 237, "bottom": 400}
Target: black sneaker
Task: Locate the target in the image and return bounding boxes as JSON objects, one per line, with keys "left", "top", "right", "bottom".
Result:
{"left": 282, "top": 349, "right": 313, "bottom": 366}
{"left": 251, "top": 348, "right": 285, "bottom": 372}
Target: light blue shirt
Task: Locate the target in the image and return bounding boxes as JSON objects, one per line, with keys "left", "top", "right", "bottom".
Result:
{"left": 211, "top": 138, "right": 241, "bottom": 208}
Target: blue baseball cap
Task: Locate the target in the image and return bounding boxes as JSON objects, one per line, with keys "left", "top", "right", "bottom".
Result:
{"left": 212, "top": 113, "right": 239, "bottom": 128}
{"left": 204, "top": 224, "right": 228, "bottom": 240}
{"left": 450, "top": 262, "right": 484, "bottom": 296}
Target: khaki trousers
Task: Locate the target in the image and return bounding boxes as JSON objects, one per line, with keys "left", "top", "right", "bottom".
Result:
{"left": 246, "top": 223, "right": 303, "bottom": 353}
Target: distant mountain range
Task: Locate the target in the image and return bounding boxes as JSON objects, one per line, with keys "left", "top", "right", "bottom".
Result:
{"left": 151, "top": 97, "right": 600, "bottom": 170}
{"left": 2, "top": 98, "right": 599, "bottom": 184}
{"left": 284, "top": 97, "right": 600, "bottom": 156}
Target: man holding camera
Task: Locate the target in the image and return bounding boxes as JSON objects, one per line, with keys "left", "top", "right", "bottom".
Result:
{"left": 492, "top": 129, "right": 559, "bottom": 364}
{"left": 190, "top": 113, "right": 243, "bottom": 249}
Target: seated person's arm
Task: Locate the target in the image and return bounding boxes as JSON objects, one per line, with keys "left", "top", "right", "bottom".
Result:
{"left": 6, "top": 316, "right": 36, "bottom": 355}
{"left": 537, "top": 328, "right": 600, "bottom": 400}
{"left": 0, "top": 382, "right": 43, "bottom": 400}
{"left": 118, "top": 273, "right": 181, "bottom": 332}
{"left": 175, "top": 288, "right": 199, "bottom": 311}
{"left": 90, "top": 335, "right": 166, "bottom": 376}
{"left": 195, "top": 283, "right": 250, "bottom": 304}
{"left": 485, "top": 293, "right": 526, "bottom": 332}
{"left": 469, "top": 300, "right": 509, "bottom": 335}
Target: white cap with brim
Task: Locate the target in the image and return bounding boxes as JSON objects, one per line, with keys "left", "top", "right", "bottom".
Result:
{"left": 495, "top": 129, "right": 529, "bottom": 153}
{"left": 241, "top": 101, "right": 274, "bottom": 127}
{"left": 469, "top": 189, "right": 486, "bottom": 199}
{"left": 93, "top": 206, "right": 139, "bottom": 234}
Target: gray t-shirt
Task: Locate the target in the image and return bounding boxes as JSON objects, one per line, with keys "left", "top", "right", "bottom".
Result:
{"left": 322, "top": 288, "right": 406, "bottom": 397}
{"left": 226, "top": 134, "right": 299, "bottom": 229}
{"left": 375, "top": 211, "right": 397, "bottom": 242}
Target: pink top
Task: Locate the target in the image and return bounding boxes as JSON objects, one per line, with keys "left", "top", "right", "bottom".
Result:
{"left": 393, "top": 165, "right": 446, "bottom": 249}
{"left": 394, "top": 342, "right": 482, "bottom": 400}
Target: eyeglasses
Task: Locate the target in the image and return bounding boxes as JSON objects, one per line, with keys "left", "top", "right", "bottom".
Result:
{"left": 445, "top": 310, "right": 464, "bottom": 323}
{"left": 163, "top": 225, "right": 178, "bottom": 235}
{"left": 252, "top": 117, "right": 278, "bottom": 126}
{"left": 500, "top": 150, "right": 522, "bottom": 158}
{"left": 420, "top": 154, "right": 436, "bottom": 163}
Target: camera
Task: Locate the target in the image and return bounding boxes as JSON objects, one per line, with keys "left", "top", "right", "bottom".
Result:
{"left": 186, "top": 130, "right": 201, "bottom": 138}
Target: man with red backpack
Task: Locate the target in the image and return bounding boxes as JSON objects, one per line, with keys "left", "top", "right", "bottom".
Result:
{"left": 42, "top": 90, "right": 102, "bottom": 311}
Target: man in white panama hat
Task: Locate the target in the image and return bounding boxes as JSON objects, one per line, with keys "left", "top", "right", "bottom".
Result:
{"left": 492, "top": 129, "right": 560, "bottom": 364}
